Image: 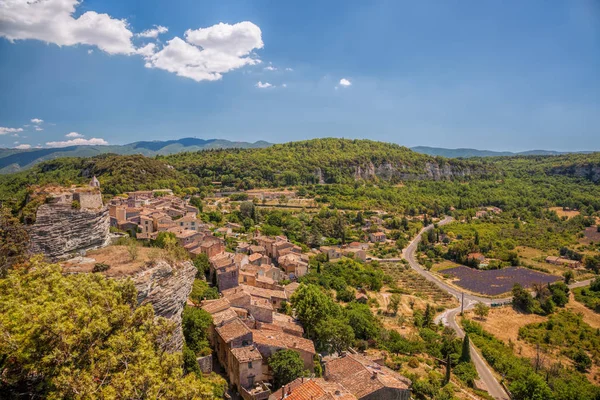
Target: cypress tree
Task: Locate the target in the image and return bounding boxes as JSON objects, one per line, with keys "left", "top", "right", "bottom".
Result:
{"left": 460, "top": 334, "right": 471, "bottom": 363}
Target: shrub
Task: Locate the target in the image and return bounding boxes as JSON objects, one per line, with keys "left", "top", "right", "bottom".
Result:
{"left": 92, "top": 263, "right": 110, "bottom": 272}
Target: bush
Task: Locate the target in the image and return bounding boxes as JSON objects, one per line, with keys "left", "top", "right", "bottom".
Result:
{"left": 71, "top": 200, "right": 80, "bottom": 209}
{"left": 92, "top": 263, "right": 110, "bottom": 272}
{"left": 453, "top": 362, "right": 478, "bottom": 387}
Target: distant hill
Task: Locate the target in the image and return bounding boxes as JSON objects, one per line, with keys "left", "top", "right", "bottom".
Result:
{"left": 0, "top": 138, "right": 272, "bottom": 174}
{"left": 411, "top": 146, "right": 592, "bottom": 158}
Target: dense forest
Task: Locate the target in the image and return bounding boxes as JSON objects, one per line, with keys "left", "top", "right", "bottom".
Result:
{"left": 1, "top": 138, "right": 600, "bottom": 215}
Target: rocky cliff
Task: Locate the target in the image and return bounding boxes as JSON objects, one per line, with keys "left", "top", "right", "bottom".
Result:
{"left": 549, "top": 164, "right": 600, "bottom": 183}
{"left": 352, "top": 161, "right": 479, "bottom": 181}
{"left": 131, "top": 260, "right": 197, "bottom": 352}
{"left": 29, "top": 204, "right": 110, "bottom": 260}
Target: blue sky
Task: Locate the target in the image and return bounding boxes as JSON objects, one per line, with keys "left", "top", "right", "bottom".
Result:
{"left": 0, "top": 0, "right": 599, "bottom": 151}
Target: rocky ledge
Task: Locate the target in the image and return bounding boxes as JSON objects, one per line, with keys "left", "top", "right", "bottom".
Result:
{"left": 29, "top": 204, "right": 110, "bottom": 260}
{"left": 131, "top": 260, "right": 197, "bottom": 352}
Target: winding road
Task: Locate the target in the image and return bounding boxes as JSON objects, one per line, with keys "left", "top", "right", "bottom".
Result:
{"left": 400, "top": 217, "right": 594, "bottom": 400}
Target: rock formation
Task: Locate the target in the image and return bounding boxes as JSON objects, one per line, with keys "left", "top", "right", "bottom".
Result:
{"left": 29, "top": 203, "right": 110, "bottom": 260}
{"left": 131, "top": 260, "right": 197, "bottom": 352}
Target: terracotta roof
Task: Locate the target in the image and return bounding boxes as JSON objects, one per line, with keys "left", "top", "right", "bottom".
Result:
{"left": 269, "top": 378, "right": 356, "bottom": 400}
{"left": 248, "top": 253, "right": 263, "bottom": 262}
{"left": 325, "top": 354, "right": 410, "bottom": 398}
{"left": 201, "top": 298, "right": 230, "bottom": 314}
{"left": 215, "top": 319, "right": 251, "bottom": 343}
{"left": 231, "top": 345, "right": 263, "bottom": 363}
{"left": 249, "top": 245, "right": 266, "bottom": 253}
{"left": 252, "top": 329, "right": 315, "bottom": 354}
{"left": 212, "top": 308, "right": 238, "bottom": 326}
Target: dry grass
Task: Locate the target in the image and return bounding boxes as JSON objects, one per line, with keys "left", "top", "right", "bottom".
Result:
{"left": 566, "top": 293, "right": 600, "bottom": 330}
{"left": 432, "top": 259, "right": 463, "bottom": 273}
{"left": 548, "top": 207, "right": 580, "bottom": 219}
{"left": 62, "top": 245, "right": 163, "bottom": 277}
{"left": 464, "top": 307, "right": 547, "bottom": 360}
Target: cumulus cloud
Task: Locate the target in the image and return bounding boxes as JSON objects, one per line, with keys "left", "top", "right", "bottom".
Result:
{"left": 65, "top": 132, "right": 83, "bottom": 138}
{"left": 88, "top": 49, "right": 93, "bottom": 54}
{"left": 136, "top": 25, "right": 168, "bottom": 38}
{"left": 143, "top": 21, "right": 263, "bottom": 82}
{"left": 255, "top": 81, "right": 273, "bottom": 89}
{"left": 339, "top": 78, "right": 352, "bottom": 87}
{"left": 0, "top": 2, "right": 264, "bottom": 82}
{"left": 285, "top": 67, "right": 293, "bottom": 72}
{"left": 46, "top": 137, "right": 108, "bottom": 147}
{"left": 35, "top": 126, "right": 43, "bottom": 131}
{"left": 31, "top": 118, "right": 43, "bottom": 124}
{"left": 15, "top": 144, "right": 31, "bottom": 149}
{"left": 265, "top": 65, "right": 277, "bottom": 71}
{"left": 281, "top": 83, "right": 287, "bottom": 88}
{"left": 0, "top": 127, "right": 24, "bottom": 135}
{"left": 0, "top": 0, "right": 136, "bottom": 55}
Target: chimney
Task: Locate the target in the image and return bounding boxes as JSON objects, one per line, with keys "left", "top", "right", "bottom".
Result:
{"left": 371, "top": 371, "right": 378, "bottom": 379}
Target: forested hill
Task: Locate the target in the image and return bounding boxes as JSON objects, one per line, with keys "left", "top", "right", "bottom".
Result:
{"left": 411, "top": 146, "right": 591, "bottom": 158}
{"left": 1, "top": 138, "right": 599, "bottom": 211}
{"left": 0, "top": 138, "right": 271, "bottom": 174}
{"left": 160, "top": 138, "right": 490, "bottom": 187}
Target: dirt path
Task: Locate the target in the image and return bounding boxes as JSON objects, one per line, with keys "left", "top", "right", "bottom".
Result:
{"left": 566, "top": 293, "right": 600, "bottom": 329}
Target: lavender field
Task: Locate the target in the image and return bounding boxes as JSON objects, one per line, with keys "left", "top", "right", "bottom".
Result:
{"left": 442, "top": 266, "right": 560, "bottom": 296}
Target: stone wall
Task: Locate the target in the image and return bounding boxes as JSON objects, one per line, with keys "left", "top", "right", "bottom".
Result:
{"left": 29, "top": 204, "right": 110, "bottom": 260}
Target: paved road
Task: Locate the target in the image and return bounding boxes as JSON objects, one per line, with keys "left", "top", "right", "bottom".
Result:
{"left": 403, "top": 217, "right": 509, "bottom": 400}
{"left": 401, "top": 217, "right": 594, "bottom": 400}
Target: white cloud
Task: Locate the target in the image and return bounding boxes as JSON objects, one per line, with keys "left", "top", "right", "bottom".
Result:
{"left": 0, "top": 2, "right": 263, "bottom": 82}
{"left": 285, "top": 67, "right": 293, "bottom": 72}
{"left": 255, "top": 81, "right": 273, "bottom": 89}
{"left": 35, "top": 126, "right": 43, "bottom": 131}
{"left": 46, "top": 137, "right": 108, "bottom": 147}
{"left": 15, "top": 144, "right": 31, "bottom": 149}
{"left": 31, "top": 118, "right": 43, "bottom": 124}
{"left": 0, "top": 0, "right": 136, "bottom": 55}
{"left": 65, "top": 132, "right": 83, "bottom": 138}
{"left": 339, "top": 78, "right": 352, "bottom": 87}
{"left": 0, "top": 127, "right": 24, "bottom": 135}
{"left": 88, "top": 49, "right": 93, "bottom": 54}
{"left": 143, "top": 21, "right": 263, "bottom": 82}
{"left": 281, "top": 83, "right": 287, "bottom": 88}
{"left": 265, "top": 65, "right": 277, "bottom": 71}
{"left": 136, "top": 25, "right": 168, "bottom": 38}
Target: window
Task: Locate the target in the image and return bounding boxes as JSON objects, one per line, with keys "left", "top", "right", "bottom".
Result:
{"left": 248, "top": 362, "right": 253, "bottom": 369}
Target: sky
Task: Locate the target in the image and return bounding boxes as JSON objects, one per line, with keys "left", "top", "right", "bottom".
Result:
{"left": 0, "top": 0, "right": 599, "bottom": 152}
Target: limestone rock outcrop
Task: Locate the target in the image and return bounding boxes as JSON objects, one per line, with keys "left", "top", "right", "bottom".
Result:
{"left": 29, "top": 204, "right": 110, "bottom": 260}
{"left": 131, "top": 260, "right": 197, "bottom": 352}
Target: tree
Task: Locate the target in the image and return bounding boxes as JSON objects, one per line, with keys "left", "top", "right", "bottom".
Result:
{"left": 387, "top": 293, "right": 401, "bottom": 315}
{"left": 240, "top": 201, "right": 255, "bottom": 220}
{"left": 182, "top": 306, "right": 212, "bottom": 355}
{"left": 473, "top": 302, "right": 490, "bottom": 320}
{"left": 563, "top": 270, "right": 574, "bottom": 284}
{"left": 573, "top": 350, "right": 592, "bottom": 373}
{"left": 509, "top": 372, "right": 553, "bottom": 400}
{"left": 423, "top": 304, "right": 434, "bottom": 328}
{"left": 460, "top": 335, "right": 471, "bottom": 363}
{"left": 291, "top": 284, "right": 340, "bottom": 338}
{"left": 344, "top": 302, "right": 381, "bottom": 340}
{"left": 193, "top": 253, "right": 210, "bottom": 278}
{"left": 512, "top": 284, "right": 534, "bottom": 313}
{"left": 268, "top": 350, "right": 306, "bottom": 390}
{"left": 0, "top": 206, "right": 29, "bottom": 276}
{"left": 0, "top": 257, "right": 224, "bottom": 399}
{"left": 314, "top": 317, "right": 354, "bottom": 354}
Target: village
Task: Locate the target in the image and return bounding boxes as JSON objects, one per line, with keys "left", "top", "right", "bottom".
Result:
{"left": 106, "top": 185, "right": 411, "bottom": 400}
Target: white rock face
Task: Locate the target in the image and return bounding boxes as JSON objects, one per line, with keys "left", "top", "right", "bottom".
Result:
{"left": 131, "top": 260, "right": 197, "bottom": 352}
{"left": 29, "top": 204, "right": 110, "bottom": 260}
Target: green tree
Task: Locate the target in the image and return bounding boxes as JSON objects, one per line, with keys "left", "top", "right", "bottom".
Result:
{"left": 563, "top": 270, "right": 574, "bottom": 285}
{"left": 0, "top": 257, "right": 224, "bottom": 399}
{"left": 314, "top": 317, "right": 355, "bottom": 354}
{"left": 512, "top": 284, "right": 535, "bottom": 313}
{"left": 182, "top": 306, "right": 212, "bottom": 355}
{"left": 0, "top": 206, "right": 29, "bottom": 276}
{"left": 291, "top": 284, "right": 340, "bottom": 338}
{"left": 509, "top": 372, "right": 553, "bottom": 400}
{"left": 460, "top": 335, "right": 471, "bottom": 363}
{"left": 268, "top": 349, "right": 306, "bottom": 390}
{"left": 193, "top": 253, "right": 210, "bottom": 278}
{"left": 474, "top": 302, "right": 490, "bottom": 320}
{"left": 387, "top": 293, "right": 401, "bottom": 315}
{"left": 573, "top": 350, "right": 592, "bottom": 373}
